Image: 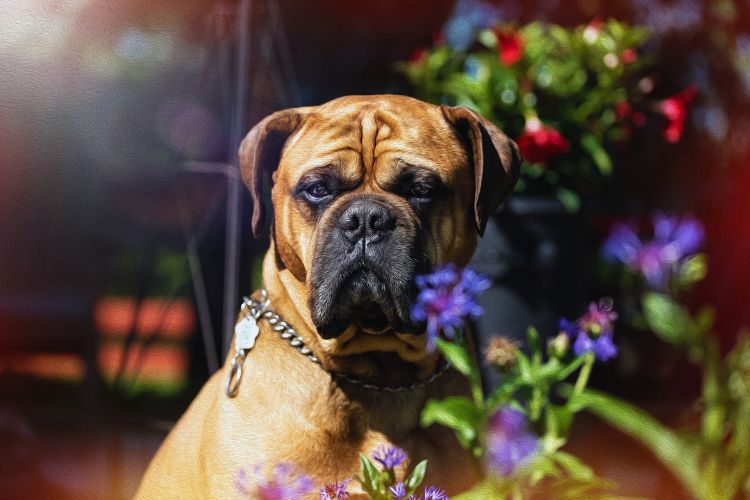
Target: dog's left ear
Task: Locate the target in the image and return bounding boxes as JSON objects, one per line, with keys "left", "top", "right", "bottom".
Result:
{"left": 441, "top": 105, "right": 522, "bottom": 235}
{"left": 238, "top": 107, "right": 314, "bottom": 238}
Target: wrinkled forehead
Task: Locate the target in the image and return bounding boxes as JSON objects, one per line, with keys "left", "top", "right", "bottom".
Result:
{"left": 277, "top": 100, "right": 468, "bottom": 185}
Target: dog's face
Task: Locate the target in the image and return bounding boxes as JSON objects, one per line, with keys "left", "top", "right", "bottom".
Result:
{"left": 240, "top": 95, "right": 520, "bottom": 356}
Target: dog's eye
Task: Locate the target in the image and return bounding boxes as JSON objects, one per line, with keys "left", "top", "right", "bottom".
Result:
{"left": 409, "top": 183, "right": 432, "bottom": 198}
{"left": 304, "top": 182, "right": 332, "bottom": 200}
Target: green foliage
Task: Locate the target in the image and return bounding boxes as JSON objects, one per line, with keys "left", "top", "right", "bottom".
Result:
{"left": 421, "top": 397, "right": 484, "bottom": 456}
{"left": 642, "top": 292, "right": 697, "bottom": 345}
{"left": 358, "top": 454, "right": 384, "bottom": 497}
{"left": 598, "top": 245, "right": 750, "bottom": 499}
{"left": 400, "top": 19, "right": 654, "bottom": 204}
{"left": 404, "top": 460, "right": 428, "bottom": 493}
{"left": 421, "top": 326, "right": 614, "bottom": 498}
{"left": 357, "top": 454, "right": 428, "bottom": 500}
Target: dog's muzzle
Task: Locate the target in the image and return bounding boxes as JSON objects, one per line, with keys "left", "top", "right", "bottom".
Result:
{"left": 338, "top": 198, "right": 396, "bottom": 253}
{"left": 309, "top": 195, "right": 421, "bottom": 339}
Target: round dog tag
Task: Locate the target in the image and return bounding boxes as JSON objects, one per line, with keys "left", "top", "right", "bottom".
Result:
{"left": 235, "top": 315, "right": 260, "bottom": 351}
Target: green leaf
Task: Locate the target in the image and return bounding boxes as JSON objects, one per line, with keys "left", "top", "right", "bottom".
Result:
{"left": 515, "top": 347, "right": 534, "bottom": 383}
{"left": 546, "top": 403, "right": 575, "bottom": 439}
{"left": 527, "top": 326, "right": 542, "bottom": 365}
{"left": 477, "top": 29, "right": 497, "bottom": 48}
{"left": 530, "top": 454, "right": 561, "bottom": 485}
{"left": 436, "top": 339, "right": 475, "bottom": 378}
{"left": 676, "top": 253, "right": 708, "bottom": 286}
{"left": 485, "top": 374, "right": 521, "bottom": 411}
{"left": 642, "top": 292, "right": 695, "bottom": 345}
{"left": 695, "top": 305, "right": 715, "bottom": 336}
{"left": 581, "top": 133, "right": 613, "bottom": 175}
{"left": 574, "top": 389, "right": 703, "bottom": 499}
{"left": 556, "top": 187, "right": 581, "bottom": 213}
{"left": 359, "top": 453, "right": 382, "bottom": 493}
{"left": 451, "top": 478, "right": 502, "bottom": 500}
{"left": 553, "top": 450, "right": 594, "bottom": 481}
{"left": 404, "top": 459, "right": 428, "bottom": 492}
{"left": 420, "top": 397, "right": 483, "bottom": 450}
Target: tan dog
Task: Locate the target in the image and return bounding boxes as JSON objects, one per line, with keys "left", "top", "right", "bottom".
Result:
{"left": 137, "top": 95, "right": 520, "bottom": 499}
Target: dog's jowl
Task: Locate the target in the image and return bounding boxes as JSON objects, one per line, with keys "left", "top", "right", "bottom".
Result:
{"left": 137, "top": 95, "right": 520, "bottom": 499}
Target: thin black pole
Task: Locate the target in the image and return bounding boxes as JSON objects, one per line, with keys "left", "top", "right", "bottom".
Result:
{"left": 222, "top": 0, "right": 252, "bottom": 357}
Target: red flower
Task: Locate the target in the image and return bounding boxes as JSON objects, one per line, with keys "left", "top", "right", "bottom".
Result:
{"left": 659, "top": 85, "right": 698, "bottom": 143}
{"left": 495, "top": 29, "right": 524, "bottom": 66}
{"left": 583, "top": 16, "right": 604, "bottom": 42}
{"left": 588, "top": 16, "right": 604, "bottom": 32}
{"left": 620, "top": 48, "right": 638, "bottom": 64}
{"left": 516, "top": 120, "right": 570, "bottom": 164}
{"left": 409, "top": 47, "right": 427, "bottom": 64}
{"left": 615, "top": 101, "right": 632, "bottom": 120}
{"left": 615, "top": 101, "right": 646, "bottom": 126}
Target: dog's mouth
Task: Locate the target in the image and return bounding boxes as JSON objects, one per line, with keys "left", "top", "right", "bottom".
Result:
{"left": 357, "top": 300, "right": 390, "bottom": 334}
{"left": 310, "top": 263, "right": 417, "bottom": 340}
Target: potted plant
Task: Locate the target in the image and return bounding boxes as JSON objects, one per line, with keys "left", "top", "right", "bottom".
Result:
{"left": 399, "top": 18, "right": 696, "bottom": 374}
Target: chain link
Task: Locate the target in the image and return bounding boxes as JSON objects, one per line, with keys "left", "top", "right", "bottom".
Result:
{"left": 225, "top": 289, "right": 449, "bottom": 396}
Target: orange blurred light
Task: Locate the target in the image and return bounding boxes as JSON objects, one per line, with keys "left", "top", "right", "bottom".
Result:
{"left": 94, "top": 297, "right": 196, "bottom": 339}
{"left": 1, "top": 352, "right": 85, "bottom": 381}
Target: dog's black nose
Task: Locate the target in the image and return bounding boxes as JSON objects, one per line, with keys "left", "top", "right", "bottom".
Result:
{"left": 339, "top": 199, "right": 396, "bottom": 247}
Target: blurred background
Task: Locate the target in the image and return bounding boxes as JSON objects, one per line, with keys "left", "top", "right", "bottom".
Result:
{"left": 1, "top": 0, "right": 750, "bottom": 498}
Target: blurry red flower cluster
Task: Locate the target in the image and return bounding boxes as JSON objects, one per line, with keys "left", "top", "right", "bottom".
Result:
{"left": 516, "top": 120, "right": 570, "bottom": 164}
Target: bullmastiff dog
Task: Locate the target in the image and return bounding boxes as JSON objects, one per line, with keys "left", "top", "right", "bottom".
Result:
{"left": 137, "top": 95, "right": 520, "bottom": 498}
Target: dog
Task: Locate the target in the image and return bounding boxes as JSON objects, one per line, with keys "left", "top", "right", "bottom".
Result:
{"left": 136, "top": 95, "right": 520, "bottom": 498}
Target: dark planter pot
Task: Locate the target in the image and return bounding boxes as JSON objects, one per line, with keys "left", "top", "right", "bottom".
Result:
{"left": 469, "top": 195, "right": 590, "bottom": 389}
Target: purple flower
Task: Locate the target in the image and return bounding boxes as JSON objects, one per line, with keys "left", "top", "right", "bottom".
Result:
{"left": 238, "top": 463, "right": 313, "bottom": 500}
{"left": 423, "top": 485, "right": 449, "bottom": 500}
{"left": 389, "top": 482, "right": 407, "bottom": 499}
{"left": 573, "top": 330, "right": 617, "bottom": 361}
{"left": 486, "top": 407, "right": 539, "bottom": 476}
{"left": 577, "top": 299, "right": 618, "bottom": 337}
{"left": 560, "top": 299, "right": 619, "bottom": 362}
{"left": 405, "top": 485, "right": 449, "bottom": 500}
{"left": 372, "top": 445, "right": 407, "bottom": 470}
{"left": 411, "top": 264, "right": 490, "bottom": 351}
{"left": 602, "top": 214, "right": 704, "bottom": 289}
{"left": 558, "top": 318, "right": 580, "bottom": 338}
{"left": 320, "top": 478, "right": 351, "bottom": 500}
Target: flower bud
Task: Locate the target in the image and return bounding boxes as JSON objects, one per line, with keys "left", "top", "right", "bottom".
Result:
{"left": 484, "top": 336, "right": 518, "bottom": 370}
{"left": 547, "top": 332, "right": 570, "bottom": 359}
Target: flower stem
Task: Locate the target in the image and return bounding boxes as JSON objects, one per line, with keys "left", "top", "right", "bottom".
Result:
{"left": 570, "top": 353, "right": 594, "bottom": 403}
{"left": 530, "top": 386, "right": 543, "bottom": 422}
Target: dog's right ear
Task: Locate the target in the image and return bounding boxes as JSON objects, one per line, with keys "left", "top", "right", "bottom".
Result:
{"left": 441, "top": 105, "right": 522, "bottom": 236}
{"left": 239, "top": 107, "right": 313, "bottom": 238}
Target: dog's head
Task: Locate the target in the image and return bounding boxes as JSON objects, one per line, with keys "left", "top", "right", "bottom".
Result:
{"left": 240, "top": 95, "right": 520, "bottom": 357}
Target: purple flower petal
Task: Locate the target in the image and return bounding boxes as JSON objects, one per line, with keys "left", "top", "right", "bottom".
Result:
{"left": 389, "top": 482, "right": 407, "bottom": 499}
{"left": 578, "top": 301, "right": 617, "bottom": 335}
{"left": 253, "top": 463, "right": 314, "bottom": 500}
{"left": 372, "top": 445, "right": 407, "bottom": 470}
{"left": 412, "top": 265, "right": 489, "bottom": 352}
{"left": 423, "top": 485, "right": 449, "bottom": 500}
{"left": 558, "top": 317, "right": 581, "bottom": 338}
{"left": 486, "top": 407, "right": 539, "bottom": 477}
{"left": 602, "top": 215, "right": 704, "bottom": 291}
{"left": 601, "top": 223, "right": 642, "bottom": 266}
{"left": 320, "top": 478, "right": 351, "bottom": 500}
{"left": 591, "top": 332, "right": 618, "bottom": 361}
{"left": 574, "top": 330, "right": 618, "bottom": 362}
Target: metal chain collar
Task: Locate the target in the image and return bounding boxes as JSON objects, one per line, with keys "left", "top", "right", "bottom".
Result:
{"left": 225, "top": 289, "right": 449, "bottom": 398}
